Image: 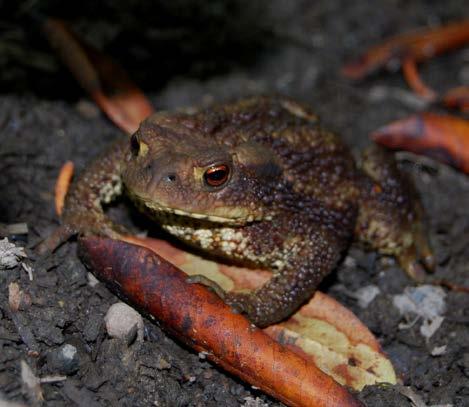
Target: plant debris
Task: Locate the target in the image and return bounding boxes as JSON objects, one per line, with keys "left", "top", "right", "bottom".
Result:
{"left": 0, "top": 238, "right": 26, "bottom": 270}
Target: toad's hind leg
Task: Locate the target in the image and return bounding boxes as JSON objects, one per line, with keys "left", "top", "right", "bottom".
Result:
{"left": 356, "top": 144, "right": 434, "bottom": 281}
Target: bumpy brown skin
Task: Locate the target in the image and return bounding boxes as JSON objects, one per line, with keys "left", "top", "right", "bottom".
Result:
{"left": 55, "top": 96, "right": 433, "bottom": 327}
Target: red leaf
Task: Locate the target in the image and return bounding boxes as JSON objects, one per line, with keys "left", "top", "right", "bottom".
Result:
{"left": 42, "top": 18, "right": 154, "bottom": 134}
{"left": 342, "top": 20, "right": 469, "bottom": 80}
{"left": 79, "top": 236, "right": 363, "bottom": 407}
{"left": 371, "top": 113, "right": 469, "bottom": 174}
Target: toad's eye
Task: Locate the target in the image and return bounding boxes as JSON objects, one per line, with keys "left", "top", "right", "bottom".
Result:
{"left": 130, "top": 133, "right": 140, "bottom": 156}
{"left": 204, "top": 165, "right": 230, "bottom": 187}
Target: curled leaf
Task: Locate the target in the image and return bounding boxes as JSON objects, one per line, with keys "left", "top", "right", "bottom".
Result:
{"left": 80, "top": 236, "right": 363, "bottom": 407}
{"left": 342, "top": 20, "right": 469, "bottom": 80}
{"left": 401, "top": 58, "right": 437, "bottom": 102}
{"left": 121, "top": 235, "right": 396, "bottom": 391}
{"left": 371, "top": 113, "right": 469, "bottom": 174}
{"left": 42, "top": 18, "right": 154, "bottom": 134}
{"left": 55, "top": 161, "right": 74, "bottom": 216}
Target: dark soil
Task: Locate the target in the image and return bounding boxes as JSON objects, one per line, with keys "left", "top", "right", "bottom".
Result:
{"left": 1, "top": 1, "right": 468, "bottom": 406}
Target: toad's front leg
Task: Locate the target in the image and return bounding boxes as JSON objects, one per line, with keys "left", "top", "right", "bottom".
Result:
{"left": 224, "top": 226, "right": 348, "bottom": 328}
{"left": 37, "top": 139, "right": 129, "bottom": 253}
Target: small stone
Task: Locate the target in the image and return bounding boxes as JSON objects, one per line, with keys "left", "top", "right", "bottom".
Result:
{"left": 198, "top": 351, "right": 208, "bottom": 360}
{"left": 46, "top": 344, "right": 80, "bottom": 375}
{"left": 430, "top": 345, "right": 447, "bottom": 356}
{"left": 243, "top": 397, "right": 269, "bottom": 407}
{"left": 104, "top": 302, "right": 144, "bottom": 344}
{"left": 354, "top": 285, "right": 381, "bottom": 308}
{"left": 83, "top": 313, "right": 103, "bottom": 342}
{"left": 155, "top": 357, "right": 171, "bottom": 370}
{"left": 87, "top": 272, "right": 99, "bottom": 287}
{"left": 82, "top": 364, "right": 108, "bottom": 391}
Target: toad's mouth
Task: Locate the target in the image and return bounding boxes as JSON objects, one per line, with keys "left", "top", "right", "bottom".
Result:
{"left": 130, "top": 195, "right": 259, "bottom": 226}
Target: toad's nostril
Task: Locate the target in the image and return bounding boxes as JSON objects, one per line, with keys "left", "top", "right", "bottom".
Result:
{"left": 165, "top": 173, "right": 177, "bottom": 183}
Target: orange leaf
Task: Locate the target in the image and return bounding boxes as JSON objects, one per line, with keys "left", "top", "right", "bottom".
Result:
{"left": 442, "top": 86, "right": 469, "bottom": 112}
{"left": 54, "top": 161, "right": 74, "bottom": 217}
{"left": 401, "top": 58, "right": 438, "bottom": 102}
{"left": 342, "top": 20, "right": 469, "bottom": 80}
{"left": 42, "top": 18, "right": 154, "bottom": 134}
{"left": 80, "top": 236, "right": 364, "bottom": 407}
{"left": 122, "top": 235, "right": 397, "bottom": 391}
{"left": 371, "top": 113, "right": 469, "bottom": 174}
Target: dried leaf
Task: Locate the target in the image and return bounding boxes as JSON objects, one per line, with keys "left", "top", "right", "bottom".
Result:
{"left": 55, "top": 161, "right": 74, "bottom": 216}
{"left": 20, "top": 360, "right": 43, "bottom": 403}
{"left": 80, "top": 236, "right": 363, "bottom": 407}
{"left": 401, "top": 58, "right": 438, "bottom": 102}
{"left": 0, "top": 238, "right": 27, "bottom": 270}
{"left": 342, "top": 20, "right": 469, "bottom": 80}
{"left": 121, "top": 235, "right": 396, "bottom": 390}
{"left": 43, "top": 19, "right": 154, "bottom": 134}
{"left": 371, "top": 113, "right": 469, "bottom": 174}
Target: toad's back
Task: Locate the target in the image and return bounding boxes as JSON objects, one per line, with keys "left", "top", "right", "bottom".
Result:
{"left": 145, "top": 96, "right": 360, "bottom": 210}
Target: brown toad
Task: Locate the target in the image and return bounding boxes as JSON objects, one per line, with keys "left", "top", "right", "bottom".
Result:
{"left": 45, "top": 96, "right": 434, "bottom": 327}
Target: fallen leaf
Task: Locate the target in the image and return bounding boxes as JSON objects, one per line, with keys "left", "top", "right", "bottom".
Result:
{"left": 0, "top": 238, "right": 27, "bottom": 270}
{"left": 55, "top": 161, "right": 74, "bottom": 216}
{"left": 393, "top": 285, "right": 446, "bottom": 320}
{"left": 20, "top": 360, "right": 43, "bottom": 403}
{"left": 80, "top": 236, "right": 364, "bottom": 407}
{"left": 371, "top": 113, "right": 469, "bottom": 174}
{"left": 42, "top": 18, "right": 154, "bottom": 134}
{"left": 401, "top": 58, "right": 438, "bottom": 102}
{"left": 121, "top": 235, "right": 396, "bottom": 391}
{"left": 393, "top": 285, "right": 446, "bottom": 339}
{"left": 342, "top": 20, "right": 469, "bottom": 80}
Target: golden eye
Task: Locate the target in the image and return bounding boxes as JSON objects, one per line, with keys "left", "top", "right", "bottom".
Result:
{"left": 204, "top": 165, "right": 230, "bottom": 187}
{"left": 130, "top": 133, "right": 140, "bottom": 156}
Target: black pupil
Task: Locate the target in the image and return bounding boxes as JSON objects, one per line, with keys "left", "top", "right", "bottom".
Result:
{"left": 208, "top": 169, "right": 226, "bottom": 181}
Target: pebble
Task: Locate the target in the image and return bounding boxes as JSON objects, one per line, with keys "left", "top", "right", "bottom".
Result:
{"left": 104, "top": 302, "right": 144, "bottom": 344}
{"left": 47, "top": 344, "right": 80, "bottom": 375}
{"left": 353, "top": 285, "right": 381, "bottom": 308}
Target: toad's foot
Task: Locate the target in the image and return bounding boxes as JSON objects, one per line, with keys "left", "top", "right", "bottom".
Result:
{"left": 36, "top": 225, "right": 76, "bottom": 255}
{"left": 36, "top": 212, "right": 129, "bottom": 255}
{"left": 357, "top": 144, "right": 435, "bottom": 281}
{"left": 396, "top": 230, "right": 435, "bottom": 282}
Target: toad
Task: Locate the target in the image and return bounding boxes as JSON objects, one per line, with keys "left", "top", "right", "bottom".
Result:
{"left": 43, "top": 96, "right": 434, "bottom": 327}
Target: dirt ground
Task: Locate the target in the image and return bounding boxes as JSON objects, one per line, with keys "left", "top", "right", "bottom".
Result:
{"left": 1, "top": 1, "right": 468, "bottom": 406}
